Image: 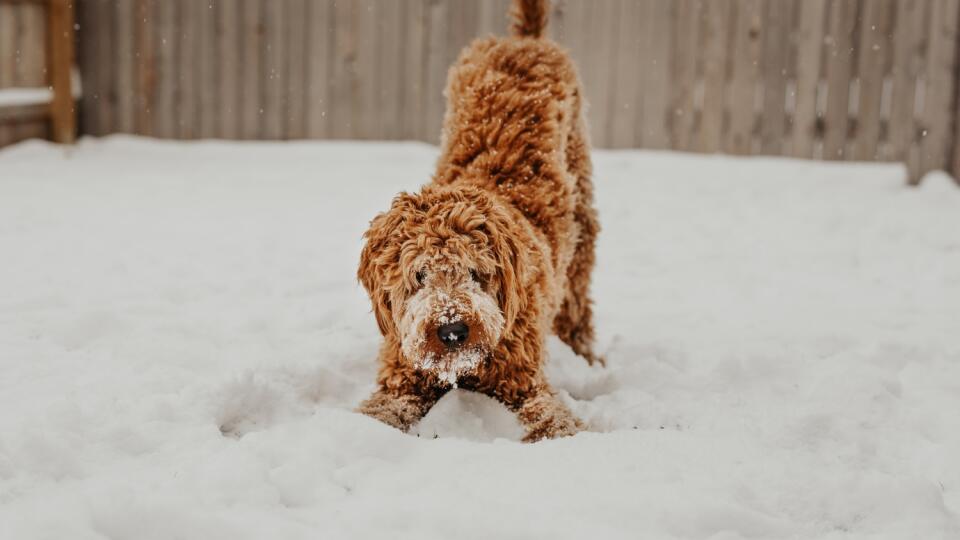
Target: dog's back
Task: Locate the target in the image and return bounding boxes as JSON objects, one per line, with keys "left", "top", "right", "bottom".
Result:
{"left": 432, "top": 0, "right": 601, "bottom": 366}
{"left": 432, "top": 0, "right": 591, "bottom": 265}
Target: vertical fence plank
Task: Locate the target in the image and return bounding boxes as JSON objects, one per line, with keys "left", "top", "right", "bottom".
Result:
{"left": 0, "top": 2, "right": 17, "bottom": 92}
{"left": 49, "top": 0, "right": 77, "bottom": 143}
{"left": 854, "top": 0, "right": 893, "bottom": 161}
{"left": 217, "top": 0, "right": 240, "bottom": 138}
{"left": 477, "top": 0, "right": 496, "bottom": 37}
{"left": 15, "top": 4, "right": 46, "bottom": 88}
{"left": 478, "top": 0, "right": 509, "bottom": 37}
{"left": 823, "top": 0, "right": 857, "bottom": 160}
{"left": 306, "top": 0, "right": 332, "bottom": 139}
{"left": 399, "top": 0, "right": 427, "bottom": 140}
{"left": 726, "top": 0, "right": 763, "bottom": 154}
{"left": 670, "top": 0, "right": 701, "bottom": 152}
{"left": 791, "top": 0, "right": 827, "bottom": 158}
{"left": 423, "top": 0, "right": 447, "bottom": 143}
{"left": 609, "top": 0, "right": 640, "bottom": 148}
{"left": 376, "top": 0, "right": 404, "bottom": 140}
{"left": 438, "top": 0, "right": 465, "bottom": 140}
{"left": 888, "top": 0, "right": 926, "bottom": 170}
{"left": 758, "top": 0, "right": 792, "bottom": 155}
{"left": 15, "top": 2, "right": 48, "bottom": 141}
{"left": 353, "top": 0, "right": 379, "bottom": 139}
{"left": 178, "top": 0, "right": 198, "bottom": 139}
{"left": 197, "top": 1, "right": 219, "bottom": 139}
{"left": 561, "top": 0, "right": 604, "bottom": 149}
{"left": 445, "top": 0, "right": 478, "bottom": 71}
{"left": 698, "top": 0, "right": 731, "bottom": 153}
{"left": 134, "top": 0, "right": 155, "bottom": 136}
{"left": 329, "top": 0, "right": 354, "bottom": 138}
{"left": 920, "top": 0, "right": 959, "bottom": 178}
{"left": 434, "top": 0, "right": 478, "bottom": 141}
{"left": 586, "top": 0, "right": 618, "bottom": 148}
{"left": 554, "top": 0, "right": 585, "bottom": 86}
{"left": 551, "top": 0, "right": 572, "bottom": 45}
{"left": 284, "top": 0, "right": 307, "bottom": 139}
{"left": 240, "top": 0, "right": 263, "bottom": 139}
{"left": 0, "top": 4, "right": 12, "bottom": 93}
{"left": 0, "top": 3, "right": 14, "bottom": 146}
{"left": 636, "top": 0, "right": 672, "bottom": 149}
{"left": 0, "top": 4, "right": 13, "bottom": 90}
{"left": 114, "top": 0, "right": 136, "bottom": 134}
{"left": 93, "top": 0, "right": 116, "bottom": 137}
{"left": 153, "top": 0, "right": 178, "bottom": 138}
{"left": 262, "top": 0, "right": 285, "bottom": 139}
{"left": 79, "top": 0, "right": 101, "bottom": 136}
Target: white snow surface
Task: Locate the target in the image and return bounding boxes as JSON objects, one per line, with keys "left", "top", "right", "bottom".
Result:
{"left": 1, "top": 136, "right": 959, "bottom": 539}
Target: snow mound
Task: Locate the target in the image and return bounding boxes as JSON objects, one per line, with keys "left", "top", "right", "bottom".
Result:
{"left": 1, "top": 136, "right": 958, "bottom": 539}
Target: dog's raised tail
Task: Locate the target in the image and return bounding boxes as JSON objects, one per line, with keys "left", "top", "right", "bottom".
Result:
{"left": 511, "top": 0, "right": 549, "bottom": 38}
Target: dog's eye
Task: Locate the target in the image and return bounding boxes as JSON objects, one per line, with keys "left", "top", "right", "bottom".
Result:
{"left": 469, "top": 270, "right": 486, "bottom": 287}
{"left": 415, "top": 271, "right": 426, "bottom": 287}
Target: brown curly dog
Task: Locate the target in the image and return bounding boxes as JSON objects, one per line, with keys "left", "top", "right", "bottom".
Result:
{"left": 357, "top": 0, "right": 600, "bottom": 442}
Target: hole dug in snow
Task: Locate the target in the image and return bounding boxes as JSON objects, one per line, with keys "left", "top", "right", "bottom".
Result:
{"left": 544, "top": 336, "right": 621, "bottom": 401}
{"left": 214, "top": 366, "right": 363, "bottom": 438}
{"left": 215, "top": 374, "right": 284, "bottom": 438}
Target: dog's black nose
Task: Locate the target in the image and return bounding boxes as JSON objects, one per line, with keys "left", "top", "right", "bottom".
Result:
{"left": 437, "top": 321, "right": 469, "bottom": 348}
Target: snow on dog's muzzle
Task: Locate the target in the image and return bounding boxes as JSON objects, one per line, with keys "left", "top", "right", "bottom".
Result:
{"left": 398, "top": 278, "right": 504, "bottom": 387}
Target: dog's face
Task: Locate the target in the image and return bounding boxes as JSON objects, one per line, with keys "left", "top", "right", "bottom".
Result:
{"left": 397, "top": 261, "right": 504, "bottom": 384}
{"left": 359, "top": 185, "right": 528, "bottom": 385}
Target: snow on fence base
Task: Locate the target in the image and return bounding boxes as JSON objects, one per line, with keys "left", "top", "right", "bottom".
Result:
{"left": 0, "top": 138, "right": 958, "bottom": 538}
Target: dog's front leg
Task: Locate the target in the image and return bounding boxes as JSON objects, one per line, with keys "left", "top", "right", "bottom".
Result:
{"left": 356, "top": 387, "right": 442, "bottom": 433}
{"left": 500, "top": 385, "right": 584, "bottom": 443}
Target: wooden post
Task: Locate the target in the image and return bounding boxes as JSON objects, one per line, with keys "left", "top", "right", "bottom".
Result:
{"left": 47, "top": 0, "right": 77, "bottom": 144}
{"left": 924, "top": 0, "right": 960, "bottom": 183}
{"left": 888, "top": 0, "right": 926, "bottom": 176}
{"left": 947, "top": 2, "right": 960, "bottom": 185}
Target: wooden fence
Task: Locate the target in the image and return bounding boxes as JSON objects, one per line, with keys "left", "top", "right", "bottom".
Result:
{"left": 0, "top": 0, "right": 48, "bottom": 145}
{"left": 0, "top": 0, "right": 76, "bottom": 146}
{"left": 43, "top": 0, "right": 960, "bottom": 181}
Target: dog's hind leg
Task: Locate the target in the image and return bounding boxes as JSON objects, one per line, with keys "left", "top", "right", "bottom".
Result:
{"left": 554, "top": 119, "right": 603, "bottom": 366}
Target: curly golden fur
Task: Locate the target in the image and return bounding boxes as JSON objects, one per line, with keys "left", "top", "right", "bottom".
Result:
{"left": 357, "top": 0, "right": 600, "bottom": 442}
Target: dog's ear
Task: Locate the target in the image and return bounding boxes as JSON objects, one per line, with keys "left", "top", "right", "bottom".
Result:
{"left": 359, "top": 196, "right": 411, "bottom": 336}
{"left": 485, "top": 206, "right": 533, "bottom": 334}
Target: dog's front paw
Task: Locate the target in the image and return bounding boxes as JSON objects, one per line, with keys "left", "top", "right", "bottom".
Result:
{"left": 357, "top": 391, "right": 430, "bottom": 432}
{"left": 515, "top": 391, "right": 584, "bottom": 443}
{"left": 521, "top": 413, "right": 583, "bottom": 443}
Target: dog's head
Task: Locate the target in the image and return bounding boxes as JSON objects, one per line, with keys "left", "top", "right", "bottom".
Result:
{"left": 358, "top": 184, "right": 530, "bottom": 385}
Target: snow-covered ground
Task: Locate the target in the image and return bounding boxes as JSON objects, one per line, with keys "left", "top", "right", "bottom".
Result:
{"left": 1, "top": 137, "right": 958, "bottom": 539}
